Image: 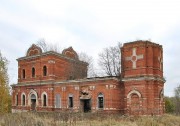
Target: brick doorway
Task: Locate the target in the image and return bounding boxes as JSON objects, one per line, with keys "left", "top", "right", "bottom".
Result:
{"left": 130, "top": 94, "right": 140, "bottom": 115}
{"left": 81, "top": 99, "right": 91, "bottom": 112}
{"left": 31, "top": 94, "right": 36, "bottom": 111}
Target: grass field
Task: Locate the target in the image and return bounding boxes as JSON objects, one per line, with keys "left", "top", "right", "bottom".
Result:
{"left": 0, "top": 112, "right": 180, "bottom": 126}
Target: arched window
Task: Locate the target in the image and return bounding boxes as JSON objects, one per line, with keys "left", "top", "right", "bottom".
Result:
{"left": 43, "top": 94, "right": 47, "bottom": 106}
{"left": 41, "top": 92, "right": 48, "bottom": 107}
{"left": 31, "top": 94, "right": 36, "bottom": 99}
{"left": 98, "top": 93, "right": 104, "bottom": 109}
{"left": 22, "top": 94, "right": 26, "bottom": 106}
{"left": 68, "top": 94, "right": 73, "bottom": 108}
{"left": 22, "top": 69, "right": 25, "bottom": 79}
{"left": 28, "top": 89, "right": 38, "bottom": 107}
{"left": 32, "top": 67, "right": 35, "bottom": 77}
{"left": 43, "top": 66, "right": 47, "bottom": 76}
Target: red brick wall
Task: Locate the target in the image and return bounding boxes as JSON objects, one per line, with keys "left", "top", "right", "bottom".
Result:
{"left": 121, "top": 41, "right": 165, "bottom": 115}
{"left": 12, "top": 41, "right": 165, "bottom": 115}
{"left": 121, "top": 41, "right": 163, "bottom": 78}
{"left": 12, "top": 78, "right": 121, "bottom": 112}
{"left": 18, "top": 52, "right": 87, "bottom": 83}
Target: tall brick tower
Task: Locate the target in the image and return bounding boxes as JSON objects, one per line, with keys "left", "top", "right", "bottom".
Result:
{"left": 121, "top": 41, "right": 165, "bottom": 115}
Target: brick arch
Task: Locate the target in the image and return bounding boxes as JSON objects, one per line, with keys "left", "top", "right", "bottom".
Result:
{"left": 68, "top": 94, "right": 73, "bottom": 97}
{"left": 21, "top": 92, "right": 26, "bottom": 106}
{"left": 62, "top": 47, "right": 78, "bottom": 59}
{"left": 43, "top": 65, "right": 47, "bottom": 76}
{"left": 97, "top": 92, "right": 104, "bottom": 96}
{"left": 97, "top": 92, "right": 105, "bottom": 102}
{"left": 28, "top": 89, "right": 38, "bottom": 106}
{"left": 26, "top": 44, "right": 42, "bottom": 56}
{"left": 127, "top": 90, "right": 142, "bottom": 115}
{"left": 41, "top": 91, "right": 48, "bottom": 107}
{"left": 127, "top": 90, "right": 142, "bottom": 99}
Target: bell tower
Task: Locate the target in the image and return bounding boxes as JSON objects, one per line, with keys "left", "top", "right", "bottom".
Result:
{"left": 121, "top": 40, "right": 165, "bottom": 115}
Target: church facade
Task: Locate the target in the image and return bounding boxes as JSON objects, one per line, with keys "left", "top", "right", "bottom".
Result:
{"left": 11, "top": 40, "right": 165, "bottom": 115}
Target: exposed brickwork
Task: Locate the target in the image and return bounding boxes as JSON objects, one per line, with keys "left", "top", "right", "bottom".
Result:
{"left": 17, "top": 45, "right": 88, "bottom": 83}
{"left": 11, "top": 41, "right": 165, "bottom": 115}
{"left": 121, "top": 41, "right": 165, "bottom": 115}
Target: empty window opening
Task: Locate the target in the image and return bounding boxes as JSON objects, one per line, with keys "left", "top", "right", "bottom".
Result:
{"left": 82, "top": 99, "right": 91, "bottom": 112}
{"left": 22, "top": 94, "right": 25, "bottom": 106}
{"left": 32, "top": 67, "right": 35, "bottom": 77}
{"left": 43, "top": 66, "right": 47, "bottom": 76}
{"left": 43, "top": 94, "right": 47, "bottom": 106}
{"left": 69, "top": 96, "right": 73, "bottom": 108}
{"left": 22, "top": 69, "right": 25, "bottom": 79}
{"left": 98, "top": 93, "right": 104, "bottom": 109}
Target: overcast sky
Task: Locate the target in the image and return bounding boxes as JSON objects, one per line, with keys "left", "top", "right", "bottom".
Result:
{"left": 0, "top": 0, "right": 180, "bottom": 96}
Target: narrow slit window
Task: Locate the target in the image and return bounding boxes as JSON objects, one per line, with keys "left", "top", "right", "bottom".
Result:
{"left": 32, "top": 67, "right": 35, "bottom": 77}
{"left": 22, "top": 69, "right": 25, "bottom": 79}
{"left": 22, "top": 94, "right": 25, "bottom": 106}
{"left": 43, "top": 66, "right": 47, "bottom": 76}
{"left": 43, "top": 94, "right": 47, "bottom": 106}
{"left": 69, "top": 96, "right": 73, "bottom": 108}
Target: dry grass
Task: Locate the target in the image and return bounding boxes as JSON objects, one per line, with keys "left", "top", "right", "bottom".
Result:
{"left": 0, "top": 112, "right": 180, "bottom": 126}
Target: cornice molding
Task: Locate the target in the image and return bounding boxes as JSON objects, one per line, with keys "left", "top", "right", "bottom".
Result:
{"left": 122, "top": 76, "right": 166, "bottom": 82}
{"left": 11, "top": 77, "right": 119, "bottom": 87}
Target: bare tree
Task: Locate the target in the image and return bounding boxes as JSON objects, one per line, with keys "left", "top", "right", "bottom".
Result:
{"left": 36, "top": 38, "right": 48, "bottom": 52}
{"left": 79, "top": 52, "right": 97, "bottom": 78}
{"left": 98, "top": 42, "right": 122, "bottom": 77}
{"left": 36, "top": 38, "right": 62, "bottom": 53}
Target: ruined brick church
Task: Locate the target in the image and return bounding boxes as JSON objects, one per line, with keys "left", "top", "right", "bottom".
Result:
{"left": 11, "top": 40, "right": 165, "bottom": 115}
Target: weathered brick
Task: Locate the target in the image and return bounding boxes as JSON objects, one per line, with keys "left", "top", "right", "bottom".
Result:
{"left": 11, "top": 41, "right": 165, "bottom": 115}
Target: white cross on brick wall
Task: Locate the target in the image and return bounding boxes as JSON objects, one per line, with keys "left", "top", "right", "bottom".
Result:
{"left": 125, "top": 48, "right": 143, "bottom": 69}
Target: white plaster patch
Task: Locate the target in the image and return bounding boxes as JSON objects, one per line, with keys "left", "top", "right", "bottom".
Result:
{"left": 125, "top": 48, "right": 143, "bottom": 69}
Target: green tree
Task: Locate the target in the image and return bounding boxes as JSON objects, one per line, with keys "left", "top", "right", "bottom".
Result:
{"left": 174, "top": 85, "right": 180, "bottom": 115}
{"left": 0, "top": 52, "right": 11, "bottom": 113}
{"left": 165, "top": 97, "right": 175, "bottom": 113}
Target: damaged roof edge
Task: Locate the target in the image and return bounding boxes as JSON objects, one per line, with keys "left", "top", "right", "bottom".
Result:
{"left": 11, "top": 76, "right": 119, "bottom": 87}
